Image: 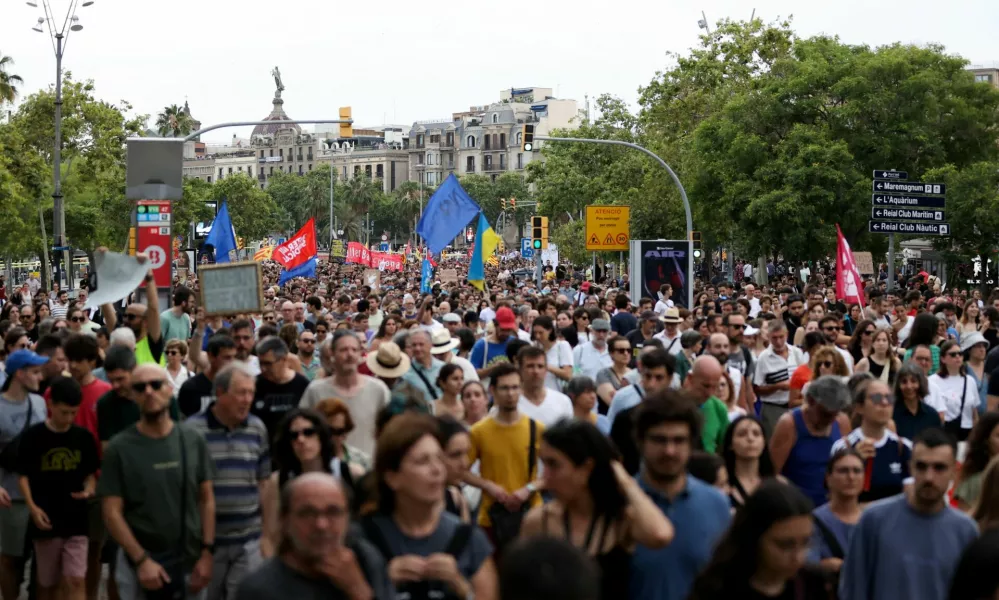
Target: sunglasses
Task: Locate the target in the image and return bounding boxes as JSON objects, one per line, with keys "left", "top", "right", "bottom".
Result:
{"left": 165, "top": 350, "right": 180, "bottom": 356}
{"left": 945, "top": 352, "right": 963, "bottom": 358}
{"left": 823, "top": 326, "right": 841, "bottom": 332}
{"left": 70, "top": 317, "right": 84, "bottom": 323}
{"left": 20, "top": 315, "right": 32, "bottom": 320}
{"left": 818, "top": 361, "right": 833, "bottom": 369}
{"left": 578, "top": 315, "right": 589, "bottom": 321}
{"left": 729, "top": 324, "right": 745, "bottom": 330}
{"left": 868, "top": 392, "right": 893, "bottom": 405}
{"left": 862, "top": 329, "right": 875, "bottom": 336}
{"left": 611, "top": 347, "right": 630, "bottom": 354}
{"left": 289, "top": 427, "right": 318, "bottom": 440}
{"left": 300, "top": 339, "right": 315, "bottom": 344}
{"left": 131, "top": 380, "right": 165, "bottom": 394}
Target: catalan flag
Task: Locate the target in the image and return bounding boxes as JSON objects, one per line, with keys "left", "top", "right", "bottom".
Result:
{"left": 253, "top": 246, "right": 274, "bottom": 261}
{"left": 468, "top": 212, "right": 501, "bottom": 291}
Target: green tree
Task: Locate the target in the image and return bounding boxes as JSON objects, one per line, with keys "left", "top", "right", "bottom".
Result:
{"left": 550, "top": 219, "right": 588, "bottom": 266}
{"left": 211, "top": 174, "right": 282, "bottom": 241}
{"left": 0, "top": 123, "right": 44, "bottom": 259}
{"left": 155, "top": 104, "right": 194, "bottom": 138}
{"left": 0, "top": 53, "right": 24, "bottom": 106}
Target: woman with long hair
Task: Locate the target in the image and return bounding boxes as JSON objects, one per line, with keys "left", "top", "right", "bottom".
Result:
{"left": 532, "top": 315, "right": 573, "bottom": 391}
{"left": 891, "top": 363, "right": 943, "bottom": 441}
{"left": 809, "top": 449, "right": 864, "bottom": 577}
{"left": 361, "top": 413, "right": 497, "bottom": 600}
{"left": 555, "top": 311, "right": 573, "bottom": 332}
{"left": 843, "top": 304, "right": 863, "bottom": 336}
{"left": 437, "top": 415, "right": 473, "bottom": 523}
{"left": 971, "top": 456, "right": 999, "bottom": 531}
{"left": 847, "top": 319, "right": 877, "bottom": 365}
{"left": 855, "top": 328, "right": 901, "bottom": 386}
{"left": 793, "top": 303, "right": 827, "bottom": 347}
{"left": 435, "top": 363, "right": 466, "bottom": 421}
{"left": 595, "top": 336, "right": 633, "bottom": 411}
{"left": 520, "top": 419, "right": 673, "bottom": 600}
{"left": 954, "top": 411, "right": 999, "bottom": 511}
{"left": 929, "top": 339, "right": 979, "bottom": 440}
{"left": 963, "top": 332, "right": 990, "bottom": 414}
{"left": 314, "top": 397, "right": 371, "bottom": 479}
{"left": 722, "top": 416, "right": 777, "bottom": 510}
{"left": 904, "top": 313, "right": 942, "bottom": 371}
{"left": 260, "top": 408, "right": 335, "bottom": 557}
{"left": 688, "top": 480, "right": 831, "bottom": 600}
{"left": 959, "top": 299, "right": 982, "bottom": 337}
{"left": 369, "top": 314, "right": 400, "bottom": 351}
{"left": 717, "top": 370, "right": 745, "bottom": 422}
{"left": 572, "top": 307, "right": 592, "bottom": 344}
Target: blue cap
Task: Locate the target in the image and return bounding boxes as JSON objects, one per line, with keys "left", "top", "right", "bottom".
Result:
{"left": 3, "top": 350, "right": 49, "bottom": 388}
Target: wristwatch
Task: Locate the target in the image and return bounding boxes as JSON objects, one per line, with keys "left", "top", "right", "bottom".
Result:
{"left": 525, "top": 483, "right": 538, "bottom": 494}
{"left": 201, "top": 541, "right": 216, "bottom": 554}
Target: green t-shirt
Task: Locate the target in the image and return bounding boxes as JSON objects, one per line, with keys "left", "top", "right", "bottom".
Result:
{"left": 159, "top": 309, "right": 192, "bottom": 343}
{"left": 96, "top": 390, "right": 181, "bottom": 443}
{"left": 97, "top": 423, "right": 214, "bottom": 567}
{"left": 699, "top": 395, "right": 730, "bottom": 454}
{"left": 954, "top": 471, "right": 983, "bottom": 507}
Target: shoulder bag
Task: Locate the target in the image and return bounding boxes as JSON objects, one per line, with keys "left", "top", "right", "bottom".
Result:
{"left": 487, "top": 418, "right": 537, "bottom": 553}
{"left": 142, "top": 427, "right": 189, "bottom": 600}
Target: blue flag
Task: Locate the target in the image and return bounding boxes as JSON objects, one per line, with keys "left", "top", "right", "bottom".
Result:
{"left": 279, "top": 257, "right": 316, "bottom": 285}
{"left": 420, "top": 259, "right": 434, "bottom": 294}
{"left": 415, "top": 174, "right": 480, "bottom": 256}
{"left": 204, "top": 200, "right": 237, "bottom": 264}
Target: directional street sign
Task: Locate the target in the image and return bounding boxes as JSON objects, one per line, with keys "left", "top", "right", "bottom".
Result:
{"left": 869, "top": 221, "right": 950, "bottom": 236}
{"left": 871, "top": 194, "right": 946, "bottom": 209}
{"left": 871, "top": 207, "right": 946, "bottom": 223}
{"left": 873, "top": 170, "right": 908, "bottom": 181}
{"left": 872, "top": 180, "right": 945, "bottom": 195}
{"left": 521, "top": 238, "right": 534, "bottom": 259}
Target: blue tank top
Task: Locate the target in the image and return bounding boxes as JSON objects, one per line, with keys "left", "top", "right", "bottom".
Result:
{"left": 782, "top": 408, "right": 841, "bottom": 507}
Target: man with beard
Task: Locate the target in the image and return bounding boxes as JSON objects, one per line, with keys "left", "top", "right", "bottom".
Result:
{"left": 114, "top": 270, "right": 165, "bottom": 367}
{"left": 722, "top": 313, "right": 756, "bottom": 412}
{"left": 608, "top": 348, "right": 675, "bottom": 475}
{"left": 628, "top": 391, "right": 731, "bottom": 600}
{"left": 819, "top": 315, "right": 854, "bottom": 373}
{"left": 839, "top": 428, "right": 978, "bottom": 600}
{"left": 782, "top": 294, "right": 806, "bottom": 342}
{"left": 234, "top": 473, "right": 389, "bottom": 600}
{"left": 160, "top": 286, "right": 195, "bottom": 343}
{"left": 99, "top": 364, "right": 217, "bottom": 600}
{"left": 231, "top": 320, "right": 261, "bottom": 376}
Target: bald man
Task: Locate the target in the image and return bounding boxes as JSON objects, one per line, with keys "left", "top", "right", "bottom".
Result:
{"left": 235, "top": 473, "right": 391, "bottom": 600}
{"left": 99, "top": 363, "right": 217, "bottom": 599}
{"left": 683, "top": 355, "right": 730, "bottom": 452}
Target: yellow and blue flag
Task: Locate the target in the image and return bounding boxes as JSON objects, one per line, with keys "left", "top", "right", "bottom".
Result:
{"left": 468, "top": 212, "right": 501, "bottom": 291}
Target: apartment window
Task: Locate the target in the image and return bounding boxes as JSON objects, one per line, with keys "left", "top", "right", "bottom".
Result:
{"left": 466, "top": 135, "right": 475, "bottom": 148}
{"left": 376, "top": 164, "right": 384, "bottom": 178}
{"left": 516, "top": 132, "right": 522, "bottom": 145}
{"left": 500, "top": 133, "right": 506, "bottom": 148}
{"left": 417, "top": 134, "right": 424, "bottom": 146}
{"left": 466, "top": 156, "right": 475, "bottom": 172}
{"left": 430, "top": 134, "right": 440, "bottom": 143}
{"left": 492, "top": 113, "right": 498, "bottom": 123}
{"left": 417, "top": 154, "right": 424, "bottom": 165}
{"left": 207, "top": 176, "right": 212, "bottom": 183}
{"left": 365, "top": 165, "right": 372, "bottom": 178}
{"left": 343, "top": 166, "right": 348, "bottom": 179}
{"left": 447, "top": 153, "right": 454, "bottom": 167}
{"left": 238, "top": 166, "right": 243, "bottom": 172}
{"left": 308, "top": 164, "right": 313, "bottom": 171}
{"left": 484, "top": 156, "right": 493, "bottom": 170}
{"left": 248, "top": 167, "right": 253, "bottom": 177}
{"left": 484, "top": 136, "right": 491, "bottom": 150}
{"left": 517, "top": 153, "right": 523, "bottom": 169}
{"left": 354, "top": 166, "right": 361, "bottom": 175}
{"left": 446, "top": 133, "right": 454, "bottom": 146}
{"left": 270, "top": 149, "right": 274, "bottom": 157}
{"left": 259, "top": 150, "right": 264, "bottom": 158}
{"left": 270, "top": 167, "right": 274, "bottom": 175}
{"left": 976, "top": 74, "right": 994, "bottom": 83}
{"left": 493, "top": 134, "right": 500, "bottom": 149}
{"left": 500, "top": 155, "right": 506, "bottom": 169}
{"left": 279, "top": 148, "right": 284, "bottom": 157}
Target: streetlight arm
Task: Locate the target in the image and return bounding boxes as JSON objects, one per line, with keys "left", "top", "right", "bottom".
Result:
{"left": 534, "top": 135, "right": 693, "bottom": 239}
{"left": 183, "top": 119, "right": 353, "bottom": 142}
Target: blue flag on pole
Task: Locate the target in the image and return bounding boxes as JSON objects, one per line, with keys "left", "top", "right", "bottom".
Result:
{"left": 279, "top": 257, "right": 316, "bottom": 285}
{"left": 204, "top": 200, "right": 238, "bottom": 264}
{"left": 420, "top": 259, "right": 434, "bottom": 294}
{"left": 415, "top": 174, "right": 481, "bottom": 256}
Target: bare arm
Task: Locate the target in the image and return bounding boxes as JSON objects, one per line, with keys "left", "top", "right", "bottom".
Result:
{"left": 103, "top": 496, "right": 148, "bottom": 563}
{"left": 144, "top": 272, "right": 162, "bottom": 344}
{"left": 769, "top": 415, "right": 796, "bottom": 473}
{"left": 188, "top": 308, "right": 205, "bottom": 373}
{"left": 259, "top": 475, "right": 279, "bottom": 558}
{"left": 470, "top": 558, "right": 498, "bottom": 600}
{"left": 617, "top": 464, "right": 673, "bottom": 549}
{"left": 548, "top": 363, "right": 573, "bottom": 382}
{"left": 198, "top": 480, "right": 215, "bottom": 546}
{"left": 101, "top": 303, "right": 117, "bottom": 332}
{"left": 596, "top": 382, "right": 617, "bottom": 407}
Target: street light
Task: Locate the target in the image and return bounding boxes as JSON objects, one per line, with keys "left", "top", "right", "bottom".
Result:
{"left": 27, "top": 0, "right": 95, "bottom": 290}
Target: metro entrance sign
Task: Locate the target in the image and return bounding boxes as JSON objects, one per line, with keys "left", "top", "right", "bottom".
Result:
{"left": 869, "top": 221, "right": 950, "bottom": 236}
{"left": 136, "top": 200, "right": 172, "bottom": 287}
{"left": 871, "top": 207, "right": 945, "bottom": 223}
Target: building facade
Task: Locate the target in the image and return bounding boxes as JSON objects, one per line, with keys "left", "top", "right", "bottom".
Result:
{"left": 317, "top": 127, "right": 410, "bottom": 193}
{"left": 970, "top": 66, "right": 999, "bottom": 89}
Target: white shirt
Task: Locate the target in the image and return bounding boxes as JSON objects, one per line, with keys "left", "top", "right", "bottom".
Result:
{"left": 518, "top": 388, "right": 574, "bottom": 428}
{"left": 517, "top": 329, "right": 532, "bottom": 342}
{"left": 654, "top": 298, "right": 674, "bottom": 315}
{"left": 542, "top": 340, "right": 574, "bottom": 392}
{"left": 835, "top": 346, "right": 855, "bottom": 374}
{"left": 928, "top": 373, "right": 977, "bottom": 429}
{"left": 449, "top": 355, "right": 480, "bottom": 382}
{"left": 754, "top": 345, "right": 805, "bottom": 406}
{"left": 420, "top": 319, "right": 445, "bottom": 334}
{"left": 244, "top": 355, "right": 261, "bottom": 376}
{"left": 748, "top": 298, "right": 762, "bottom": 318}
{"left": 653, "top": 330, "right": 683, "bottom": 355}
{"left": 573, "top": 342, "right": 612, "bottom": 381}
{"left": 743, "top": 263, "right": 753, "bottom": 278}
{"left": 479, "top": 307, "right": 496, "bottom": 323}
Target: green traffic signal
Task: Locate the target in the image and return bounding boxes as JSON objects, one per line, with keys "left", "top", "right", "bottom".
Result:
{"left": 533, "top": 240, "right": 542, "bottom": 249}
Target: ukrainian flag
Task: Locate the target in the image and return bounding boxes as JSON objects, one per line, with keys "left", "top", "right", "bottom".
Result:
{"left": 468, "top": 212, "right": 500, "bottom": 291}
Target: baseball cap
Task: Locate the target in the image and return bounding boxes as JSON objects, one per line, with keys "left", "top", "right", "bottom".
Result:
{"left": 1, "top": 350, "right": 49, "bottom": 391}
{"left": 495, "top": 307, "right": 517, "bottom": 330}
{"left": 581, "top": 282, "right": 591, "bottom": 292}
{"left": 441, "top": 313, "right": 462, "bottom": 324}
{"left": 591, "top": 318, "right": 611, "bottom": 332}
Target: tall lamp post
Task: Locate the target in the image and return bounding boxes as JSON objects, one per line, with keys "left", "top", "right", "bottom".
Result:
{"left": 28, "top": 0, "right": 95, "bottom": 290}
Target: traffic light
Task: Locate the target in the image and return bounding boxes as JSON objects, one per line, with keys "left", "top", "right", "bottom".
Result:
{"left": 521, "top": 124, "right": 535, "bottom": 152}
{"left": 531, "top": 216, "right": 549, "bottom": 250}
{"left": 510, "top": 197, "right": 516, "bottom": 210}
{"left": 501, "top": 198, "right": 507, "bottom": 210}
{"left": 339, "top": 106, "right": 353, "bottom": 138}
{"left": 691, "top": 231, "right": 703, "bottom": 259}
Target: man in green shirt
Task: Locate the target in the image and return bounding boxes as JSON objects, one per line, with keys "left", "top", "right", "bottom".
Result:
{"left": 99, "top": 364, "right": 216, "bottom": 599}
{"left": 159, "top": 286, "right": 194, "bottom": 343}
{"left": 683, "top": 355, "right": 729, "bottom": 453}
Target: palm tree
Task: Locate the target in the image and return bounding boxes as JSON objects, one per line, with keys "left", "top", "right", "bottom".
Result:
{"left": 0, "top": 53, "right": 24, "bottom": 106}
{"left": 155, "top": 104, "right": 194, "bottom": 137}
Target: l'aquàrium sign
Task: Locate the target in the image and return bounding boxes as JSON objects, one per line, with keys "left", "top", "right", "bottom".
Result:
{"left": 872, "top": 194, "right": 946, "bottom": 209}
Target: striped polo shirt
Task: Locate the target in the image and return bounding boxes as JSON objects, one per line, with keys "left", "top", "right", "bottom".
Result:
{"left": 186, "top": 405, "right": 271, "bottom": 546}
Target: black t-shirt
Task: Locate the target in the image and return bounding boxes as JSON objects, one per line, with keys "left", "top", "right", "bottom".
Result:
{"left": 253, "top": 373, "right": 311, "bottom": 439}
{"left": 626, "top": 329, "right": 654, "bottom": 368}
{"left": 17, "top": 423, "right": 98, "bottom": 538}
{"left": 178, "top": 373, "right": 214, "bottom": 418}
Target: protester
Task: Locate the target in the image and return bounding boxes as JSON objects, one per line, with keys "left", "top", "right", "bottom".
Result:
{"left": 179, "top": 334, "right": 238, "bottom": 418}
{"left": 809, "top": 448, "right": 864, "bottom": 581}
{"left": 608, "top": 348, "right": 675, "bottom": 475}
{"left": 892, "top": 363, "right": 944, "bottom": 441}
{"left": 595, "top": 336, "right": 633, "bottom": 412}
{"left": 498, "top": 537, "right": 598, "bottom": 600}
{"left": 929, "top": 339, "right": 979, "bottom": 440}
{"left": 531, "top": 316, "right": 573, "bottom": 392}
{"left": 460, "top": 381, "right": 489, "bottom": 428}
{"left": 954, "top": 411, "right": 999, "bottom": 511}
{"left": 515, "top": 346, "right": 573, "bottom": 428}
{"left": 573, "top": 318, "right": 612, "bottom": 381}
{"left": 436, "top": 415, "right": 473, "bottom": 523}
{"left": 721, "top": 415, "right": 777, "bottom": 510}
{"left": 754, "top": 319, "right": 806, "bottom": 438}
{"left": 253, "top": 336, "right": 310, "bottom": 442}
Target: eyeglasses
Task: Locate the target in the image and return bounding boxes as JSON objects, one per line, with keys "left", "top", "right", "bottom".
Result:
{"left": 289, "top": 427, "right": 318, "bottom": 440}
{"left": 945, "top": 351, "right": 963, "bottom": 358}
{"left": 823, "top": 326, "right": 841, "bottom": 332}
{"left": 833, "top": 466, "right": 864, "bottom": 476}
{"left": 300, "top": 339, "right": 315, "bottom": 344}
{"left": 729, "top": 324, "right": 745, "bottom": 330}
{"left": 818, "top": 361, "right": 833, "bottom": 369}
{"left": 868, "top": 392, "right": 893, "bottom": 405}
{"left": 20, "top": 315, "right": 32, "bottom": 320}
{"left": 862, "top": 329, "right": 875, "bottom": 336}
{"left": 70, "top": 317, "right": 84, "bottom": 323}
{"left": 131, "top": 380, "right": 165, "bottom": 394}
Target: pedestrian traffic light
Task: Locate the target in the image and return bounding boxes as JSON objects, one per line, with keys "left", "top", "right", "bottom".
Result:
{"left": 691, "top": 230, "right": 703, "bottom": 259}
{"left": 501, "top": 198, "right": 507, "bottom": 210}
{"left": 531, "top": 216, "right": 549, "bottom": 250}
{"left": 510, "top": 197, "right": 516, "bottom": 210}
{"left": 521, "top": 124, "right": 535, "bottom": 152}
{"left": 339, "top": 106, "right": 353, "bottom": 138}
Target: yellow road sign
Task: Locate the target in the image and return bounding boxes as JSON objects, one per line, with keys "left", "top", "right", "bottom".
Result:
{"left": 585, "top": 206, "right": 630, "bottom": 251}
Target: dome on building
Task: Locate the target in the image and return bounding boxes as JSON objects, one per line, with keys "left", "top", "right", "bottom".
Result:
{"left": 251, "top": 97, "right": 301, "bottom": 137}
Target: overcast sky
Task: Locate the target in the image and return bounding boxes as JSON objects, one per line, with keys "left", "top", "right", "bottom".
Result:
{"left": 3, "top": 0, "right": 997, "bottom": 143}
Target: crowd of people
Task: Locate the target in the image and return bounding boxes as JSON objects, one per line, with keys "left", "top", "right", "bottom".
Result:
{"left": 0, "top": 251, "right": 997, "bottom": 600}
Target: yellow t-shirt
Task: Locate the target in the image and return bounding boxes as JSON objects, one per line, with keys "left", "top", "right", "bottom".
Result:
{"left": 468, "top": 415, "right": 544, "bottom": 527}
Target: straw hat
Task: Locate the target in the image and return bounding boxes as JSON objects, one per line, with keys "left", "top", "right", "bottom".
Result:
{"left": 430, "top": 328, "right": 461, "bottom": 355}
{"left": 365, "top": 342, "right": 411, "bottom": 378}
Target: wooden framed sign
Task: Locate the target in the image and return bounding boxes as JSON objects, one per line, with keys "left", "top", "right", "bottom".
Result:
{"left": 198, "top": 261, "right": 266, "bottom": 316}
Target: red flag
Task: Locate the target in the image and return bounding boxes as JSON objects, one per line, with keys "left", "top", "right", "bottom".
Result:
{"left": 835, "top": 224, "right": 864, "bottom": 306}
{"left": 274, "top": 219, "right": 318, "bottom": 270}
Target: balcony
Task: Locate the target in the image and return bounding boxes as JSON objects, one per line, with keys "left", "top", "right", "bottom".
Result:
{"left": 258, "top": 173, "right": 266, "bottom": 181}
{"left": 415, "top": 143, "right": 425, "bottom": 149}
{"left": 414, "top": 163, "right": 426, "bottom": 170}
{"left": 447, "top": 162, "right": 455, "bottom": 169}
{"left": 483, "top": 163, "right": 505, "bottom": 172}
{"left": 441, "top": 140, "right": 454, "bottom": 148}
{"left": 296, "top": 155, "right": 304, "bottom": 162}
{"left": 465, "top": 166, "right": 475, "bottom": 173}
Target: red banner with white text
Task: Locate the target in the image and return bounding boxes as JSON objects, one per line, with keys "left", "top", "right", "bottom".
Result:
{"left": 273, "top": 219, "right": 317, "bottom": 270}
{"left": 346, "top": 242, "right": 404, "bottom": 272}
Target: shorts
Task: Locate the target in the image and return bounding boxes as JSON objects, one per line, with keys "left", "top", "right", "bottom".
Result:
{"left": 33, "top": 536, "right": 88, "bottom": 587}
{"left": 0, "top": 501, "right": 30, "bottom": 557}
